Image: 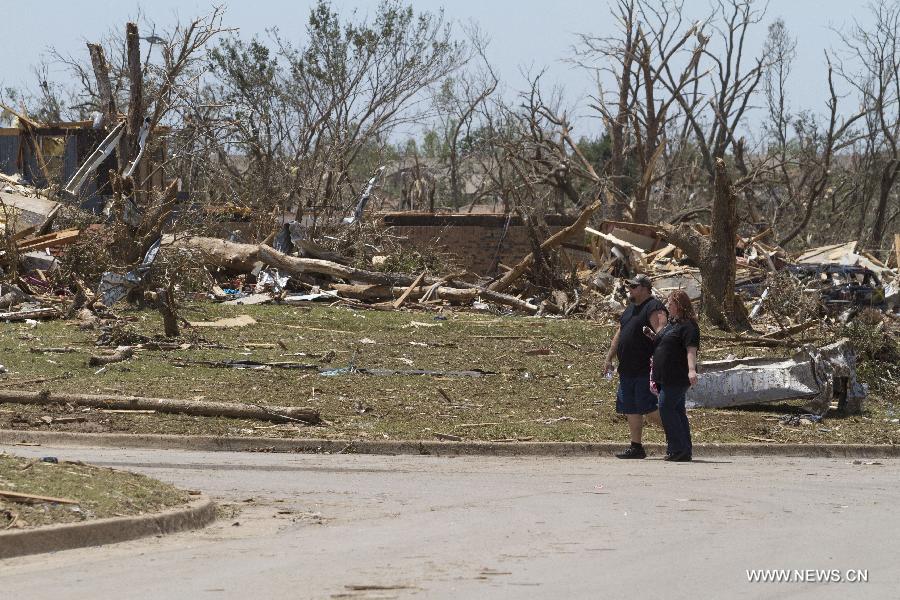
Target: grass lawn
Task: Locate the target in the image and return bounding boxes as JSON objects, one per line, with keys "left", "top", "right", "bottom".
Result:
{"left": 0, "top": 301, "right": 897, "bottom": 445}
{"left": 0, "top": 453, "right": 189, "bottom": 529}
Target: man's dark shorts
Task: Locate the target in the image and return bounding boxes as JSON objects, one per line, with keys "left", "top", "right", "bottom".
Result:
{"left": 616, "top": 375, "right": 658, "bottom": 415}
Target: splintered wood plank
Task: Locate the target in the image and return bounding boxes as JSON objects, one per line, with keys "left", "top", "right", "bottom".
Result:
{"left": 15, "top": 229, "right": 81, "bottom": 252}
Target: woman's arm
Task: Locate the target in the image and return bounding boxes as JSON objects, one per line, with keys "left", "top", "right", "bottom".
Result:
{"left": 687, "top": 346, "right": 698, "bottom": 386}
{"left": 649, "top": 309, "right": 667, "bottom": 333}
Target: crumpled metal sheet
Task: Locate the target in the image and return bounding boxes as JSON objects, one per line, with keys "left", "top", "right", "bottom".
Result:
{"left": 63, "top": 121, "right": 125, "bottom": 197}
{"left": 124, "top": 117, "right": 152, "bottom": 178}
{"left": 253, "top": 222, "right": 293, "bottom": 294}
{"left": 686, "top": 338, "right": 866, "bottom": 415}
{"left": 96, "top": 237, "right": 162, "bottom": 306}
{"left": 255, "top": 269, "right": 289, "bottom": 294}
{"left": 342, "top": 166, "right": 385, "bottom": 225}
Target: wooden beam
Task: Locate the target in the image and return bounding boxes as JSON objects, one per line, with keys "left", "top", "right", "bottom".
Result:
{"left": 644, "top": 243, "right": 676, "bottom": 262}
{"left": 584, "top": 227, "right": 647, "bottom": 256}
{"left": 392, "top": 270, "right": 427, "bottom": 309}
{"left": 893, "top": 233, "right": 900, "bottom": 269}
{"left": 15, "top": 229, "right": 81, "bottom": 253}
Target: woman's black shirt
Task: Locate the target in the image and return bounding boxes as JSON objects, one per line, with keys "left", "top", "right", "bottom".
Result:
{"left": 652, "top": 319, "right": 700, "bottom": 388}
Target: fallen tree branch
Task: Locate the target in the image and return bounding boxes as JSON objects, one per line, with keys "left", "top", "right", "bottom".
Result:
{"left": 0, "top": 390, "right": 320, "bottom": 425}
{"left": 259, "top": 245, "right": 540, "bottom": 312}
{"left": 328, "top": 284, "right": 539, "bottom": 313}
{"left": 330, "top": 283, "right": 478, "bottom": 303}
{"left": 488, "top": 199, "right": 602, "bottom": 293}
{"left": 0, "top": 490, "right": 79, "bottom": 505}
{"left": 0, "top": 308, "right": 59, "bottom": 321}
{"left": 477, "top": 289, "right": 541, "bottom": 313}
{"left": 168, "top": 236, "right": 262, "bottom": 272}
{"left": 29, "top": 347, "right": 79, "bottom": 354}
{"left": 258, "top": 245, "right": 432, "bottom": 287}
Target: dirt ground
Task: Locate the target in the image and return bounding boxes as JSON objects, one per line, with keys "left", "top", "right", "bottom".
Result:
{"left": 0, "top": 302, "right": 897, "bottom": 445}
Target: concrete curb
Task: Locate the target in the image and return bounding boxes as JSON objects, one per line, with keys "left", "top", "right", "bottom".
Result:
{"left": 1, "top": 429, "right": 898, "bottom": 458}
{"left": 0, "top": 495, "right": 216, "bottom": 560}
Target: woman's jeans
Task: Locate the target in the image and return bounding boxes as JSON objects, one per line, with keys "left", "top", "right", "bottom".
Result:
{"left": 658, "top": 384, "right": 692, "bottom": 456}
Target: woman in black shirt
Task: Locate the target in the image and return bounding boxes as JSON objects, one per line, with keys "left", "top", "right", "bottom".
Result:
{"left": 648, "top": 289, "right": 699, "bottom": 462}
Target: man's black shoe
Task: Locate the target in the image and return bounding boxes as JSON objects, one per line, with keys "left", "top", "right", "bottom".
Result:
{"left": 615, "top": 444, "right": 646, "bottom": 459}
{"left": 665, "top": 451, "right": 692, "bottom": 462}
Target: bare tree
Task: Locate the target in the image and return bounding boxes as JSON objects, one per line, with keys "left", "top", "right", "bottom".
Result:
{"left": 494, "top": 71, "right": 605, "bottom": 214}
{"left": 769, "top": 57, "right": 866, "bottom": 247}
{"left": 654, "top": 0, "right": 768, "bottom": 330}
{"left": 833, "top": 2, "right": 900, "bottom": 254}
{"left": 573, "top": 0, "right": 709, "bottom": 222}
{"left": 201, "top": 0, "right": 466, "bottom": 232}
{"left": 433, "top": 26, "right": 498, "bottom": 208}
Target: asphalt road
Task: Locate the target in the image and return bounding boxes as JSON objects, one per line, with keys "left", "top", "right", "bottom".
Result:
{"left": 1, "top": 444, "right": 897, "bottom": 600}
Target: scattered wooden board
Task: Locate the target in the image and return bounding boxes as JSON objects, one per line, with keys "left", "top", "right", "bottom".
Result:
{"left": 222, "top": 293, "right": 272, "bottom": 306}
{"left": 0, "top": 308, "right": 58, "bottom": 321}
{"left": 392, "top": 270, "right": 427, "bottom": 309}
{"left": 15, "top": 229, "right": 81, "bottom": 253}
{"left": 188, "top": 314, "right": 257, "bottom": 328}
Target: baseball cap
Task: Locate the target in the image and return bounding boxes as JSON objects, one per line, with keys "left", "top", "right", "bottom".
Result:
{"left": 625, "top": 274, "right": 652, "bottom": 288}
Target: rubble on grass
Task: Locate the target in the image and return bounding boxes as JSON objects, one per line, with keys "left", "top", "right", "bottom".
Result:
{"left": 1, "top": 97, "right": 898, "bottom": 431}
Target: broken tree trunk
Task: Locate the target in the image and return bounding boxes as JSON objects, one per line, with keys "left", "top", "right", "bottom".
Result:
{"left": 258, "top": 245, "right": 436, "bottom": 288}
{"left": 0, "top": 390, "right": 320, "bottom": 425}
{"left": 120, "top": 22, "right": 143, "bottom": 170}
{"left": 88, "top": 346, "right": 134, "bottom": 366}
{"left": 87, "top": 42, "right": 117, "bottom": 127}
{"left": 169, "top": 237, "right": 262, "bottom": 272}
{"left": 661, "top": 156, "right": 751, "bottom": 332}
{"left": 487, "top": 199, "right": 601, "bottom": 293}
{"left": 157, "top": 287, "right": 179, "bottom": 338}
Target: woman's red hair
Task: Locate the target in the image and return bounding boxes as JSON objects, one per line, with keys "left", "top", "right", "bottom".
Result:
{"left": 667, "top": 289, "right": 696, "bottom": 322}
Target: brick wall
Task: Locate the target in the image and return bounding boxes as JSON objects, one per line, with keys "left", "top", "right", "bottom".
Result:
{"left": 379, "top": 212, "right": 583, "bottom": 275}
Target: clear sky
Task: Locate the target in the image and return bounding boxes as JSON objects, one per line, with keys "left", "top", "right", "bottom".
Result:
{"left": 0, "top": 0, "right": 877, "bottom": 138}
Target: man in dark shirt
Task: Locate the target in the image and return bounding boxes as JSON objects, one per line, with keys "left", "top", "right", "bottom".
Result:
{"left": 603, "top": 274, "right": 668, "bottom": 459}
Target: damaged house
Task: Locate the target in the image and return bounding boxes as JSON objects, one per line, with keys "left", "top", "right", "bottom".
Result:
{"left": 0, "top": 116, "right": 168, "bottom": 211}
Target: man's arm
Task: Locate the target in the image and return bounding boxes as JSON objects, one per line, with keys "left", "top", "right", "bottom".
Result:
{"left": 687, "top": 346, "right": 698, "bottom": 386}
{"left": 604, "top": 326, "right": 621, "bottom": 373}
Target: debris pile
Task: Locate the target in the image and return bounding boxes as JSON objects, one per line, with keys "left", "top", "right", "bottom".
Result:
{"left": 1, "top": 97, "right": 898, "bottom": 427}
